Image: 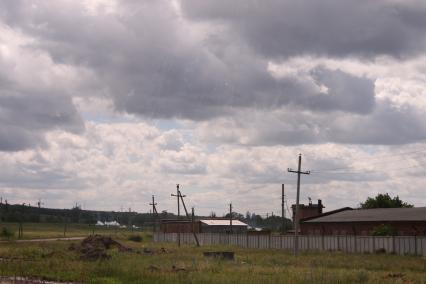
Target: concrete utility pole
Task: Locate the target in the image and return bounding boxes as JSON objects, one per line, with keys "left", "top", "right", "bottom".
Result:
{"left": 288, "top": 154, "right": 310, "bottom": 256}
{"left": 282, "top": 184, "right": 286, "bottom": 234}
{"left": 229, "top": 203, "right": 233, "bottom": 234}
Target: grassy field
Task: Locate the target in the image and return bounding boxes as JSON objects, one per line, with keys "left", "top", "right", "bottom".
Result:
{"left": 0, "top": 222, "right": 139, "bottom": 240}
{"left": 0, "top": 230, "right": 425, "bottom": 283}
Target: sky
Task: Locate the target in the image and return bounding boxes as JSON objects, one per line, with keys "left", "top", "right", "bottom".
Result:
{"left": 1, "top": 0, "right": 426, "bottom": 217}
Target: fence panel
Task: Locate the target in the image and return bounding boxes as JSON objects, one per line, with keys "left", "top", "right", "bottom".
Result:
{"left": 153, "top": 233, "right": 426, "bottom": 256}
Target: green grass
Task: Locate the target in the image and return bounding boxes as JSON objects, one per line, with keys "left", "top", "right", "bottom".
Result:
{"left": 0, "top": 234, "right": 425, "bottom": 283}
{"left": 0, "top": 222, "right": 139, "bottom": 240}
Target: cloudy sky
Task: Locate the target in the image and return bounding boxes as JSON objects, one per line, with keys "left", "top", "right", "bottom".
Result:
{"left": 1, "top": 0, "right": 426, "bottom": 216}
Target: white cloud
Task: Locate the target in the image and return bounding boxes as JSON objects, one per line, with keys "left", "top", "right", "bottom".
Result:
{"left": 0, "top": 0, "right": 426, "bottom": 214}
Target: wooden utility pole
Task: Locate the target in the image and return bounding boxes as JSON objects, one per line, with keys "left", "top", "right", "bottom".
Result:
{"left": 171, "top": 185, "right": 181, "bottom": 219}
{"left": 149, "top": 195, "right": 158, "bottom": 232}
{"left": 288, "top": 154, "right": 310, "bottom": 256}
{"left": 191, "top": 207, "right": 195, "bottom": 235}
{"left": 178, "top": 189, "right": 199, "bottom": 246}
{"left": 282, "top": 184, "right": 286, "bottom": 234}
{"left": 229, "top": 203, "right": 233, "bottom": 234}
{"left": 150, "top": 195, "right": 158, "bottom": 215}
{"left": 171, "top": 184, "right": 183, "bottom": 246}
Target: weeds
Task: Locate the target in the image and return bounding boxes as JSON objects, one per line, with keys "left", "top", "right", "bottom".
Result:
{"left": 0, "top": 237, "right": 425, "bottom": 283}
{"left": 0, "top": 227, "right": 15, "bottom": 239}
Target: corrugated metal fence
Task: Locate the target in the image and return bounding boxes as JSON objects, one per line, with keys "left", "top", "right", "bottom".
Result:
{"left": 153, "top": 232, "right": 426, "bottom": 256}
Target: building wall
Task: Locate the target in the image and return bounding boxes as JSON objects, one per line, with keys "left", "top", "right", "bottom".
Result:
{"left": 300, "top": 221, "right": 426, "bottom": 236}
{"left": 160, "top": 221, "right": 201, "bottom": 233}
{"left": 201, "top": 224, "right": 247, "bottom": 233}
{"left": 292, "top": 200, "right": 323, "bottom": 226}
{"left": 160, "top": 221, "right": 248, "bottom": 234}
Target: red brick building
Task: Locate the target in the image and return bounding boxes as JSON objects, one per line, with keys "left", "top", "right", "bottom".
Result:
{"left": 160, "top": 219, "right": 248, "bottom": 233}
{"left": 292, "top": 199, "right": 324, "bottom": 226}
{"left": 300, "top": 207, "right": 426, "bottom": 236}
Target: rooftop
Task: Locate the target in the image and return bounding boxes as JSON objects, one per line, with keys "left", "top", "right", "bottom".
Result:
{"left": 200, "top": 219, "right": 248, "bottom": 226}
{"left": 303, "top": 207, "right": 426, "bottom": 223}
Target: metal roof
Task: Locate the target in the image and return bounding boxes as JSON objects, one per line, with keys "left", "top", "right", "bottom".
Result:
{"left": 303, "top": 207, "right": 426, "bottom": 223}
{"left": 200, "top": 219, "right": 248, "bottom": 226}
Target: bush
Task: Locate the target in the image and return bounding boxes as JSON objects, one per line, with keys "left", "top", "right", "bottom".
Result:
{"left": 128, "top": 235, "right": 143, "bottom": 242}
{"left": 372, "top": 224, "right": 397, "bottom": 236}
{"left": 0, "top": 227, "right": 15, "bottom": 239}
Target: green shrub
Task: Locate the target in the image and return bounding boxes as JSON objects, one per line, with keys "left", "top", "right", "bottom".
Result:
{"left": 128, "top": 235, "right": 143, "bottom": 242}
{"left": 0, "top": 227, "right": 15, "bottom": 239}
{"left": 372, "top": 224, "right": 397, "bottom": 236}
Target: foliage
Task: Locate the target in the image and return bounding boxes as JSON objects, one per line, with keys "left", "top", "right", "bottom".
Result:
{"left": 0, "top": 227, "right": 14, "bottom": 239}
{"left": 0, "top": 203, "right": 171, "bottom": 226}
{"left": 360, "top": 193, "right": 413, "bottom": 209}
{"left": 372, "top": 224, "right": 397, "bottom": 236}
{"left": 128, "top": 235, "right": 143, "bottom": 242}
{"left": 243, "top": 211, "right": 293, "bottom": 231}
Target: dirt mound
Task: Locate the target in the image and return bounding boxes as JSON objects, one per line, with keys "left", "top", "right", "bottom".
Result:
{"left": 69, "top": 235, "right": 132, "bottom": 261}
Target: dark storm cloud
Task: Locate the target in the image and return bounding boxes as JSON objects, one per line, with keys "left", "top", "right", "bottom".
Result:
{"left": 0, "top": 0, "right": 425, "bottom": 148}
{"left": 181, "top": 0, "right": 426, "bottom": 58}
{"left": 0, "top": 0, "right": 377, "bottom": 120}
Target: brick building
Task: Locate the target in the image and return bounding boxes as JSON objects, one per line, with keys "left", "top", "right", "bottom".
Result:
{"left": 292, "top": 199, "right": 324, "bottom": 226}
{"left": 300, "top": 207, "right": 426, "bottom": 236}
{"left": 160, "top": 219, "right": 248, "bottom": 234}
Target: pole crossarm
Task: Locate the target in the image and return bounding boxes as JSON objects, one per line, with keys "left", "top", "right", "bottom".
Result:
{"left": 287, "top": 168, "right": 311, "bottom": 175}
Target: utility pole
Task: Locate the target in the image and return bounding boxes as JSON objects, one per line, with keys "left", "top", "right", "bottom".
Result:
{"left": 229, "top": 203, "right": 233, "bottom": 234}
{"left": 150, "top": 195, "right": 158, "bottom": 215}
{"left": 37, "top": 199, "right": 44, "bottom": 208}
{"left": 191, "top": 207, "right": 195, "bottom": 235}
{"left": 282, "top": 184, "right": 286, "bottom": 234}
{"left": 150, "top": 195, "right": 158, "bottom": 232}
{"left": 288, "top": 153, "right": 310, "bottom": 256}
{"left": 177, "top": 189, "right": 200, "bottom": 246}
{"left": 171, "top": 185, "right": 181, "bottom": 219}
{"left": 171, "top": 184, "right": 183, "bottom": 246}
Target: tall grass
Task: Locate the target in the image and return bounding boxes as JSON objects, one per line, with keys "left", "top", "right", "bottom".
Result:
{"left": 0, "top": 237, "right": 425, "bottom": 283}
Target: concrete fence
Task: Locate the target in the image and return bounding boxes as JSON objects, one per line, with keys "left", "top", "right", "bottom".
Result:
{"left": 153, "top": 232, "right": 426, "bottom": 256}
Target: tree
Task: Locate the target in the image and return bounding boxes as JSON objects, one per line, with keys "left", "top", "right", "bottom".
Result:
{"left": 360, "top": 193, "right": 413, "bottom": 209}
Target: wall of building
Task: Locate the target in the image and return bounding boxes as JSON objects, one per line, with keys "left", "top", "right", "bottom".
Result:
{"left": 160, "top": 221, "right": 248, "bottom": 234}
{"left": 292, "top": 200, "right": 323, "bottom": 226}
{"left": 200, "top": 224, "right": 247, "bottom": 234}
{"left": 160, "top": 221, "right": 201, "bottom": 233}
{"left": 300, "top": 221, "right": 426, "bottom": 236}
